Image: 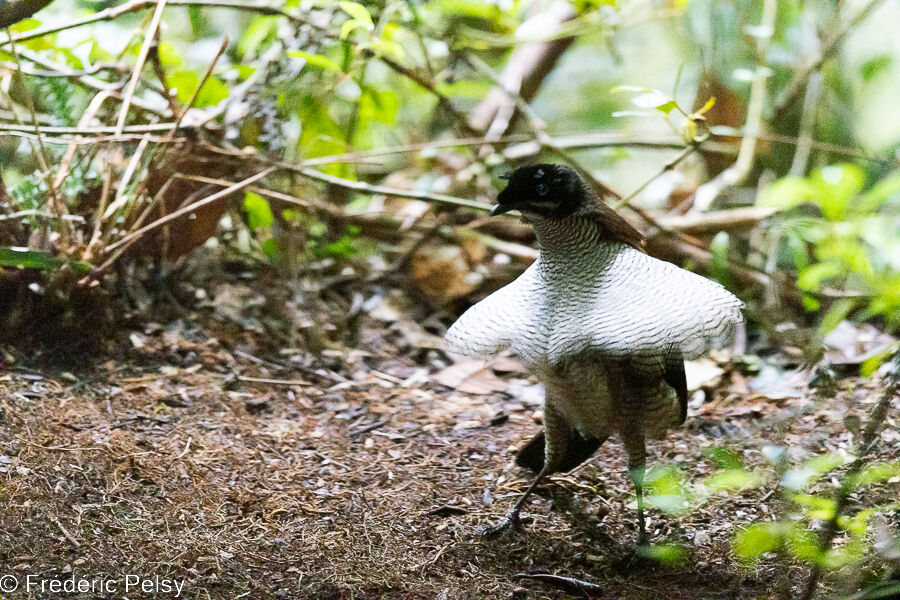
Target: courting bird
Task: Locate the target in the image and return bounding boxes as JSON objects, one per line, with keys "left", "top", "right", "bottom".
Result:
{"left": 445, "top": 164, "right": 744, "bottom": 541}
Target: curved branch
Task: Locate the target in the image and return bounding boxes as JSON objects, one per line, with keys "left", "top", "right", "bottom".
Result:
{"left": 0, "top": 0, "right": 55, "bottom": 29}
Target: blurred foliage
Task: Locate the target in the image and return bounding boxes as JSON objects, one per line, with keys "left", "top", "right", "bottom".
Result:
{"left": 761, "top": 164, "right": 900, "bottom": 330}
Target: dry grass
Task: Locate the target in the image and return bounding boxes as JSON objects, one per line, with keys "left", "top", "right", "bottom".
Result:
{"left": 0, "top": 322, "right": 897, "bottom": 599}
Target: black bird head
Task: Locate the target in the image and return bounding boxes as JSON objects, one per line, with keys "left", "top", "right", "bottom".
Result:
{"left": 491, "top": 164, "right": 586, "bottom": 220}
{"left": 491, "top": 163, "right": 647, "bottom": 251}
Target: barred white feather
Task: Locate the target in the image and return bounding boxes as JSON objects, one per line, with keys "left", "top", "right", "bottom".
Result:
{"left": 445, "top": 216, "right": 744, "bottom": 373}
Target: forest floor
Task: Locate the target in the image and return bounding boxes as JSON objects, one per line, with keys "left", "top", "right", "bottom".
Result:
{"left": 0, "top": 279, "right": 898, "bottom": 600}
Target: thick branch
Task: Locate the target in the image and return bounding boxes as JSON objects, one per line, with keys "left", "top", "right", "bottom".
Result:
{"left": 468, "top": 1, "right": 576, "bottom": 138}
{"left": 0, "top": 0, "right": 55, "bottom": 29}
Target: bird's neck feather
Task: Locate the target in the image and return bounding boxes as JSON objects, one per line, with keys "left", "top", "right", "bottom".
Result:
{"left": 532, "top": 215, "right": 607, "bottom": 254}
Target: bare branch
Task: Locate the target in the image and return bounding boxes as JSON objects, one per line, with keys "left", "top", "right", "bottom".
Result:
{"left": 468, "top": 1, "right": 576, "bottom": 138}
{"left": 773, "top": 0, "right": 888, "bottom": 123}
{"left": 0, "top": 0, "right": 55, "bottom": 29}
{"left": 692, "top": 0, "right": 777, "bottom": 212}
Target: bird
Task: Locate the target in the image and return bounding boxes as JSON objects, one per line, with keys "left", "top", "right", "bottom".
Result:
{"left": 445, "top": 163, "right": 744, "bottom": 541}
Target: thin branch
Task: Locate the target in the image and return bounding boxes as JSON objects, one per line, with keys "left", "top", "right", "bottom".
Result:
{"left": 657, "top": 206, "right": 777, "bottom": 236}
{"left": 692, "top": 0, "right": 777, "bottom": 212}
{"left": 788, "top": 71, "right": 822, "bottom": 177}
{"left": 115, "top": 0, "right": 168, "bottom": 135}
{"left": 468, "top": 1, "right": 576, "bottom": 138}
{"left": 800, "top": 369, "right": 898, "bottom": 600}
{"left": 290, "top": 166, "right": 492, "bottom": 211}
{"left": 12, "top": 46, "right": 169, "bottom": 116}
{"left": 94, "top": 167, "right": 275, "bottom": 271}
{"left": 773, "top": 0, "right": 888, "bottom": 122}
{"left": 166, "top": 36, "right": 229, "bottom": 138}
{"left": 465, "top": 52, "right": 552, "bottom": 145}
{"left": 515, "top": 572, "right": 604, "bottom": 596}
{"left": 0, "top": 0, "right": 315, "bottom": 49}
{"left": 612, "top": 146, "right": 696, "bottom": 210}
{"left": 0, "top": 122, "right": 193, "bottom": 135}
{"left": 4, "top": 27, "right": 73, "bottom": 245}
{"left": 711, "top": 127, "right": 892, "bottom": 166}
{"left": 377, "top": 54, "right": 478, "bottom": 137}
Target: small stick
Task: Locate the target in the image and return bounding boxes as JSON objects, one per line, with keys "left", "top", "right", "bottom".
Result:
{"left": 236, "top": 375, "right": 312, "bottom": 386}
{"left": 52, "top": 518, "right": 82, "bottom": 548}
{"left": 176, "top": 436, "right": 192, "bottom": 459}
{"left": 115, "top": 0, "right": 169, "bottom": 135}
{"left": 515, "top": 572, "right": 603, "bottom": 597}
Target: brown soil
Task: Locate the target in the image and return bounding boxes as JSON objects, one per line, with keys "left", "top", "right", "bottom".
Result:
{"left": 0, "top": 320, "right": 897, "bottom": 600}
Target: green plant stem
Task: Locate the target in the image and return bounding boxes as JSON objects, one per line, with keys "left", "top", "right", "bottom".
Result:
{"left": 800, "top": 369, "right": 898, "bottom": 600}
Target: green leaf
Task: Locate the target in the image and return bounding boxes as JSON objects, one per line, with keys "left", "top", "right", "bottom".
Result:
{"left": 635, "top": 543, "right": 686, "bottom": 565}
{"left": 339, "top": 1, "right": 374, "bottom": 38}
{"left": 288, "top": 50, "right": 342, "bottom": 72}
{"left": 10, "top": 18, "right": 41, "bottom": 32}
{"left": 861, "top": 55, "right": 892, "bottom": 82}
{"left": 860, "top": 345, "right": 897, "bottom": 377}
{"left": 238, "top": 16, "right": 278, "bottom": 57}
{"left": 243, "top": 192, "right": 274, "bottom": 229}
{"left": 368, "top": 36, "right": 405, "bottom": 59}
{"left": 787, "top": 526, "right": 822, "bottom": 563}
{"left": 359, "top": 87, "right": 398, "bottom": 124}
{"left": 630, "top": 91, "right": 675, "bottom": 110}
{"left": 710, "top": 231, "right": 734, "bottom": 289}
{"left": 157, "top": 41, "right": 183, "bottom": 67}
{"left": 340, "top": 19, "right": 360, "bottom": 39}
{"left": 819, "top": 298, "right": 857, "bottom": 335}
{"left": 734, "top": 522, "right": 786, "bottom": 559}
{"left": 167, "top": 71, "right": 229, "bottom": 107}
{"left": 703, "top": 469, "right": 764, "bottom": 493}
{"left": 759, "top": 177, "right": 817, "bottom": 209}
{"left": 782, "top": 453, "right": 848, "bottom": 490}
{"left": 810, "top": 164, "right": 865, "bottom": 221}
{"left": 855, "top": 171, "right": 900, "bottom": 214}
{"left": 0, "top": 247, "right": 91, "bottom": 272}
{"left": 703, "top": 446, "right": 744, "bottom": 470}
{"left": 644, "top": 465, "right": 690, "bottom": 513}
{"left": 797, "top": 261, "right": 842, "bottom": 291}
{"left": 792, "top": 494, "right": 837, "bottom": 520}
{"left": 339, "top": 1, "right": 374, "bottom": 27}
{"left": 851, "top": 462, "right": 900, "bottom": 488}
{"left": 261, "top": 238, "right": 279, "bottom": 259}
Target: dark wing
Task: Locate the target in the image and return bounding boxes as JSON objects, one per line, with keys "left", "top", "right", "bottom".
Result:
{"left": 664, "top": 356, "right": 688, "bottom": 425}
{"left": 515, "top": 429, "right": 606, "bottom": 474}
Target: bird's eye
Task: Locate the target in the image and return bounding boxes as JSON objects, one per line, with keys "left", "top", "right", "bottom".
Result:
{"left": 537, "top": 183, "right": 549, "bottom": 196}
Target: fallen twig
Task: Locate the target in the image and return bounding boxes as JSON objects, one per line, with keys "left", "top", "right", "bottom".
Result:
{"left": 52, "top": 517, "right": 81, "bottom": 548}
{"left": 515, "top": 572, "right": 604, "bottom": 597}
{"left": 236, "top": 375, "right": 312, "bottom": 386}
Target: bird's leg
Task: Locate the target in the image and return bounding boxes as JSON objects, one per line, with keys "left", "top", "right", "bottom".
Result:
{"left": 486, "top": 401, "right": 568, "bottom": 537}
{"left": 623, "top": 425, "right": 648, "bottom": 546}
{"left": 629, "top": 461, "right": 647, "bottom": 545}
{"left": 485, "top": 465, "right": 549, "bottom": 536}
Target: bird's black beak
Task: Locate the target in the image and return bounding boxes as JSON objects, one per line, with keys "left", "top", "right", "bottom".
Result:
{"left": 489, "top": 203, "right": 513, "bottom": 216}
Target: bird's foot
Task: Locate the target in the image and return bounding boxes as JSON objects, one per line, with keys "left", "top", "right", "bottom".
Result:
{"left": 637, "top": 530, "right": 650, "bottom": 548}
{"left": 483, "top": 512, "right": 521, "bottom": 538}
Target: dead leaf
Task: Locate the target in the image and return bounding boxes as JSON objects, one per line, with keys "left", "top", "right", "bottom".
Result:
{"left": 410, "top": 244, "right": 484, "bottom": 304}
{"left": 685, "top": 358, "right": 725, "bottom": 391}
{"left": 435, "top": 359, "right": 507, "bottom": 394}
